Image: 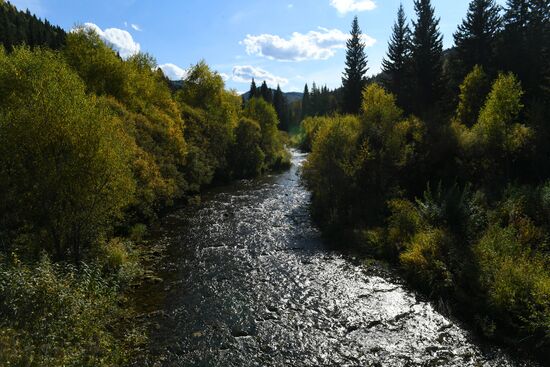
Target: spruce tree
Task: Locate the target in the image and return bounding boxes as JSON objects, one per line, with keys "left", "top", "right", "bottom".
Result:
{"left": 249, "top": 78, "right": 258, "bottom": 100}
{"left": 260, "top": 81, "right": 273, "bottom": 104}
{"left": 273, "top": 85, "right": 289, "bottom": 131}
{"left": 454, "top": 0, "right": 502, "bottom": 78}
{"left": 499, "top": 0, "right": 549, "bottom": 99}
{"left": 410, "top": 0, "right": 444, "bottom": 116}
{"left": 301, "top": 83, "right": 311, "bottom": 119}
{"left": 382, "top": 4, "right": 412, "bottom": 111}
{"left": 342, "top": 16, "right": 368, "bottom": 114}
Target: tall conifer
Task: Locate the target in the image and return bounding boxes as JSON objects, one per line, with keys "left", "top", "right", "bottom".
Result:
{"left": 382, "top": 4, "right": 412, "bottom": 111}
{"left": 342, "top": 16, "right": 368, "bottom": 114}
{"left": 410, "top": 0, "right": 444, "bottom": 116}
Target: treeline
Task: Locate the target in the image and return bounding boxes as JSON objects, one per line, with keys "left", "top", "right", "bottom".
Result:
{"left": 0, "top": 0, "right": 65, "bottom": 50}
{"left": 301, "top": 0, "right": 549, "bottom": 360}
{"left": 0, "top": 13, "right": 289, "bottom": 366}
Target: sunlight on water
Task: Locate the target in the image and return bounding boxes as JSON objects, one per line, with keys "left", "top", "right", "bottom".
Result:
{"left": 136, "top": 150, "right": 536, "bottom": 367}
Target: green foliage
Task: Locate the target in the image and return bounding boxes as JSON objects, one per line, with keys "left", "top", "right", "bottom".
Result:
{"left": 299, "top": 116, "right": 333, "bottom": 151}
{"left": 177, "top": 61, "right": 240, "bottom": 185}
{"left": 230, "top": 118, "right": 265, "bottom": 178}
{"left": 474, "top": 225, "right": 550, "bottom": 341}
{"left": 244, "top": 98, "right": 290, "bottom": 169}
{"left": 65, "top": 29, "right": 188, "bottom": 220}
{"left": 0, "top": 256, "right": 142, "bottom": 366}
{"left": 400, "top": 228, "right": 453, "bottom": 293}
{"left": 455, "top": 65, "right": 491, "bottom": 127}
{"left": 0, "top": 47, "right": 134, "bottom": 261}
{"left": 303, "top": 115, "right": 362, "bottom": 225}
{"left": 454, "top": 73, "right": 532, "bottom": 184}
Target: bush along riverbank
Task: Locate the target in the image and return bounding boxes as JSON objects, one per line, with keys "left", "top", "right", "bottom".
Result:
{"left": 0, "top": 23, "right": 289, "bottom": 366}
{"left": 300, "top": 80, "right": 550, "bottom": 362}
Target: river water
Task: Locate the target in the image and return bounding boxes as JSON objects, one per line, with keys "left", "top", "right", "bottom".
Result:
{"left": 135, "top": 151, "right": 537, "bottom": 367}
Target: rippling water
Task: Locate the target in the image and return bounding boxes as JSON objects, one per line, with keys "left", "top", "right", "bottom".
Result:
{"left": 135, "top": 150, "right": 537, "bottom": 367}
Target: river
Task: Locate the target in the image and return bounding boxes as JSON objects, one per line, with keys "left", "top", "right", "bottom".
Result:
{"left": 133, "top": 150, "right": 537, "bottom": 367}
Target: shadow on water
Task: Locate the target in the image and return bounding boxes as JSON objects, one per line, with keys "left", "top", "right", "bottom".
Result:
{"left": 131, "top": 150, "right": 539, "bottom": 367}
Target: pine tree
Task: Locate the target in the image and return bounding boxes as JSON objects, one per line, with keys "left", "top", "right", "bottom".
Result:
{"left": 454, "top": 0, "right": 502, "bottom": 78}
{"left": 410, "top": 0, "right": 444, "bottom": 116}
{"left": 249, "top": 78, "right": 258, "bottom": 100}
{"left": 260, "top": 81, "right": 273, "bottom": 104}
{"left": 382, "top": 4, "right": 412, "bottom": 111}
{"left": 301, "top": 83, "right": 311, "bottom": 119}
{"left": 342, "top": 16, "right": 368, "bottom": 114}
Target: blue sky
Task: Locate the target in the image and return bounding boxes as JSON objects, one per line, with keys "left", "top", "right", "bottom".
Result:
{"left": 11, "top": 0, "right": 507, "bottom": 92}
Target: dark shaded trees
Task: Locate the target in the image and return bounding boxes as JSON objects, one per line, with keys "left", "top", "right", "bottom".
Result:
{"left": 249, "top": 78, "right": 258, "bottom": 99}
{"left": 260, "top": 80, "right": 273, "bottom": 104}
{"left": 410, "top": 0, "right": 444, "bottom": 117}
{"left": 301, "top": 83, "right": 311, "bottom": 119}
{"left": 0, "top": 1, "right": 65, "bottom": 50}
{"left": 382, "top": 4, "right": 412, "bottom": 112}
{"left": 273, "top": 85, "right": 290, "bottom": 131}
{"left": 453, "top": 0, "right": 502, "bottom": 80}
{"left": 342, "top": 16, "right": 368, "bottom": 114}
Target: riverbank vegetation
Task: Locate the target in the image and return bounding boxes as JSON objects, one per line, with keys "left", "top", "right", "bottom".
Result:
{"left": 0, "top": 1, "right": 289, "bottom": 364}
{"left": 301, "top": 0, "right": 549, "bottom": 359}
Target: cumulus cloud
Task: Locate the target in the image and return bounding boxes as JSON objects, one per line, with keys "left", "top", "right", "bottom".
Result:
{"left": 80, "top": 23, "right": 140, "bottom": 58}
{"left": 158, "top": 63, "right": 188, "bottom": 80}
{"left": 131, "top": 24, "right": 142, "bottom": 32}
{"left": 329, "top": 0, "right": 376, "bottom": 14}
{"left": 232, "top": 65, "right": 288, "bottom": 87}
{"left": 242, "top": 27, "right": 375, "bottom": 61}
{"left": 219, "top": 73, "right": 230, "bottom": 81}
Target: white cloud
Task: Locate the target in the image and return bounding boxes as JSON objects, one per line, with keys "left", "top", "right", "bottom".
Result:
{"left": 232, "top": 65, "right": 288, "bottom": 87}
{"left": 329, "top": 0, "right": 376, "bottom": 14}
{"left": 158, "top": 63, "right": 188, "bottom": 80}
{"left": 131, "top": 24, "right": 142, "bottom": 32}
{"left": 242, "top": 27, "right": 376, "bottom": 61}
{"left": 219, "top": 73, "right": 230, "bottom": 81}
{"left": 80, "top": 23, "right": 140, "bottom": 58}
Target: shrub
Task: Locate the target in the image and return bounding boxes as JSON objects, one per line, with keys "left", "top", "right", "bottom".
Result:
{"left": 400, "top": 228, "right": 453, "bottom": 294}
{"left": 0, "top": 256, "right": 142, "bottom": 366}
{"left": 474, "top": 225, "right": 550, "bottom": 343}
{"left": 386, "top": 199, "right": 425, "bottom": 257}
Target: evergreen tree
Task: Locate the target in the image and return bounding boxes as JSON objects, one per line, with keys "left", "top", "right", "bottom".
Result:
{"left": 0, "top": 1, "right": 66, "bottom": 50}
{"left": 382, "top": 4, "right": 412, "bottom": 112}
{"left": 499, "top": 0, "right": 549, "bottom": 99}
{"left": 260, "top": 80, "right": 273, "bottom": 104}
{"left": 249, "top": 78, "right": 258, "bottom": 100}
{"left": 301, "top": 83, "right": 311, "bottom": 119}
{"left": 342, "top": 16, "right": 368, "bottom": 114}
{"left": 454, "top": 0, "right": 502, "bottom": 78}
{"left": 410, "top": 0, "right": 444, "bottom": 116}
{"left": 273, "top": 84, "right": 289, "bottom": 131}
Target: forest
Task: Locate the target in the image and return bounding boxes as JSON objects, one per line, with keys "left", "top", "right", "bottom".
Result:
{"left": 301, "top": 0, "right": 550, "bottom": 360}
{"left": 0, "top": 1, "right": 289, "bottom": 364}
{"left": 0, "top": 0, "right": 548, "bottom": 365}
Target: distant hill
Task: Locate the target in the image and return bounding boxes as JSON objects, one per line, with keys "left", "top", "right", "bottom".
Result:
{"left": 241, "top": 89, "right": 303, "bottom": 103}
{"left": 0, "top": 1, "right": 66, "bottom": 50}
